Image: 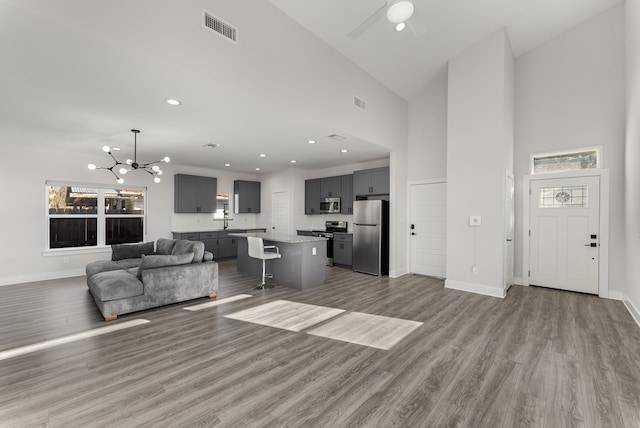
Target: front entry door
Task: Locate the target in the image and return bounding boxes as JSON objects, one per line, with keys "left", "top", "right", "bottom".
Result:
{"left": 529, "top": 176, "right": 600, "bottom": 294}
{"left": 409, "top": 181, "right": 446, "bottom": 278}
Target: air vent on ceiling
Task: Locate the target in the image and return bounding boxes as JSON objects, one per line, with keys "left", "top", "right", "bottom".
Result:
{"left": 202, "top": 10, "right": 238, "bottom": 44}
{"left": 353, "top": 96, "right": 366, "bottom": 111}
{"left": 327, "top": 134, "right": 346, "bottom": 141}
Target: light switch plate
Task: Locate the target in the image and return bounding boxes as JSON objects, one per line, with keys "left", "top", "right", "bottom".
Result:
{"left": 469, "top": 216, "right": 482, "bottom": 226}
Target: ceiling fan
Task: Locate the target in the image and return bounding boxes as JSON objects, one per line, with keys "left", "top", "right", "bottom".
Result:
{"left": 348, "top": 0, "right": 428, "bottom": 38}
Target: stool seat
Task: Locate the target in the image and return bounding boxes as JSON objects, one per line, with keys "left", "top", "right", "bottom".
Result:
{"left": 247, "top": 236, "right": 281, "bottom": 290}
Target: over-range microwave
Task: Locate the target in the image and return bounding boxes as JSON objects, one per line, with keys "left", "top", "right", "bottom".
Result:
{"left": 320, "top": 197, "right": 341, "bottom": 214}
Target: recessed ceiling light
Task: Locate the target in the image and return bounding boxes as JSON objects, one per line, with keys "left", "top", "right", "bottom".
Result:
{"left": 290, "top": 160, "right": 297, "bottom": 163}
{"left": 255, "top": 167, "right": 261, "bottom": 171}
{"left": 224, "top": 163, "right": 231, "bottom": 167}
{"left": 340, "top": 149, "right": 348, "bottom": 153}
{"left": 308, "top": 140, "right": 316, "bottom": 144}
{"left": 165, "top": 98, "right": 182, "bottom": 106}
{"left": 259, "top": 153, "right": 267, "bottom": 157}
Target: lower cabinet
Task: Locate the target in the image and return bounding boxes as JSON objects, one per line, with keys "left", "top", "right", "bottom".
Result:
{"left": 333, "top": 233, "right": 353, "bottom": 267}
{"left": 173, "top": 229, "right": 267, "bottom": 260}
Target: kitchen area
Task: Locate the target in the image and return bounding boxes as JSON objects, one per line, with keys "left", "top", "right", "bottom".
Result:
{"left": 170, "top": 163, "right": 391, "bottom": 288}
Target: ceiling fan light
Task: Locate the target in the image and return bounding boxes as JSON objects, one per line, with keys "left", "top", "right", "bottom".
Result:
{"left": 88, "top": 163, "right": 96, "bottom": 170}
{"left": 395, "top": 22, "right": 406, "bottom": 32}
{"left": 163, "top": 156, "right": 171, "bottom": 163}
{"left": 117, "top": 178, "right": 125, "bottom": 184}
{"left": 387, "top": 1, "right": 414, "bottom": 23}
{"left": 119, "top": 167, "right": 128, "bottom": 175}
{"left": 154, "top": 177, "right": 161, "bottom": 183}
{"left": 102, "top": 145, "right": 111, "bottom": 153}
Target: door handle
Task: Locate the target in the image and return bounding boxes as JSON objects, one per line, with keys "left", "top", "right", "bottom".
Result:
{"left": 411, "top": 232, "right": 416, "bottom": 236}
{"left": 506, "top": 239, "right": 512, "bottom": 242}
{"left": 584, "top": 243, "right": 598, "bottom": 247}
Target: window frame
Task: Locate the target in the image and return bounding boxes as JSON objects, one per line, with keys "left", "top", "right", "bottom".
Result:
{"left": 529, "top": 145, "right": 602, "bottom": 176}
{"left": 44, "top": 180, "right": 147, "bottom": 254}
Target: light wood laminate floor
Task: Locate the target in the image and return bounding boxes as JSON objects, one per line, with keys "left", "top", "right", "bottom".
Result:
{"left": 0, "top": 260, "right": 639, "bottom": 427}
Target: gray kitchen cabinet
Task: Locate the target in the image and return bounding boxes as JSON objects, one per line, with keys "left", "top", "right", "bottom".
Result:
{"left": 217, "top": 237, "right": 236, "bottom": 258}
{"left": 320, "top": 176, "right": 342, "bottom": 198}
{"left": 353, "top": 167, "right": 389, "bottom": 196}
{"left": 341, "top": 174, "right": 353, "bottom": 214}
{"left": 305, "top": 178, "right": 321, "bottom": 214}
{"left": 198, "top": 231, "right": 218, "bottom": 255}
{"left": 234, "top": 180, "right": 261, "bottom": 213}
{"left": 333, "top": 233, "right": 353, "bottom": 266}
{"left": 174, "top": 174, "right": 217, "bottom": 213}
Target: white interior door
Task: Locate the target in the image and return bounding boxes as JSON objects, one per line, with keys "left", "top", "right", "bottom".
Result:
{"left": 272, "top": 191, "right": 289, "bottom": 234}
{"left": 504, "top": 175, "right": 514, "bottom": 290}
{"left": 409, "top": 181, "right": 446, "bottom": 278}
{"left": 529, "top": 176, "right": 600, "bottom": 294}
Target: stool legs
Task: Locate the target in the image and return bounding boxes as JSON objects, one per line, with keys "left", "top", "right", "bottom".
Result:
{"left": 253, "top": 259, "right": 275, "bottom": 290}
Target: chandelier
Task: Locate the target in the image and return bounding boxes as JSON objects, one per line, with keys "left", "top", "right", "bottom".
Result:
{"left": 88, "top": 129, "right": 170, "bottom": 184}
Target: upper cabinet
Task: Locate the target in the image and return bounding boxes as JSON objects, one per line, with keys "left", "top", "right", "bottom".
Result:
{"left": 305, "top": 174, "right": 354, "bottom": 215}
{"left": 174, "top": 174, "right": 217, "bottom": 213}
{"left": 320, "top": 176, "right": 342, "bottom": 198}
{"left": 234, "top": 180, "right": 261, "bottom": 214}
{"left": 305, "top": 178, "right": 321, "bottom": 215}
{"left": 341, "top": 174, "right": 353, "bottom": 214}
{"left": 353, "top": 167, "right": 390, "bottom": 196}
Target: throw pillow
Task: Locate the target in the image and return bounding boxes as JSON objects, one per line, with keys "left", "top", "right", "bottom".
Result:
{"left": 156, "top": 238, "right": 177, "bottom": 255}
{"left": 137, "top": 252, "right": 194, "bottom": 278}
{"left": 111, "top": 242, "right": 155, "bottom": 261}
{"left": 171, "top": 240, "right": 205, "bottom": 263}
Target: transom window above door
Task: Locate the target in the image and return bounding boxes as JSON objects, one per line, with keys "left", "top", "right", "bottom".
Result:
{"left": 530, "top": 146, "right": 601, "bottom": 175}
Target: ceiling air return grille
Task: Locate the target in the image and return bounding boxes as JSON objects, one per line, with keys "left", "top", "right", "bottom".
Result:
{"left": 353, "top": 96, "right": 366, "bottom": 111}
{"left": 202, "top": 10, "right": 238, "bottom": 44}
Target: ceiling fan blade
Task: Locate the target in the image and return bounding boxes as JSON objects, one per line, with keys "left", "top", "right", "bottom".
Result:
{"left": 406, "top": 7, "right": 428, "bottom": 36}
{"left": 347, "top": 2, "right": 388, "bottom": 39}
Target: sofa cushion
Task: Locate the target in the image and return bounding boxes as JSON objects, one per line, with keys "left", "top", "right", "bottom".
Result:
{"left": 89, "top": 270, "right": 143, "bottom": 301}
{"left": 172, "top": 240, "right": 205, "bottom": 263}
{"left": 111, "top": 242, "right": 155, "bottom": 261}
{"left": 155, "top": 238, "right": 177, "bottom": 255}
{"left": 137, "top": 252, "right": 194, "bottom": 278}
{"left": 115, "top": 258, "right": 143, "bottom": 269}
{"left": 86, "top": 260, "right": 122, "bottom": 277}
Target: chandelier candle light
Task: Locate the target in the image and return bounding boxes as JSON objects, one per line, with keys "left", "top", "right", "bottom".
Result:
{"left": 88, "top": 129, "right": 170, "bottom": 184}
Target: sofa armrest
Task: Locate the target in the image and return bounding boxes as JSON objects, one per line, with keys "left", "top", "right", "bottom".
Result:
{"left": 141, "top": 261, "right": 218, "bottom": 300}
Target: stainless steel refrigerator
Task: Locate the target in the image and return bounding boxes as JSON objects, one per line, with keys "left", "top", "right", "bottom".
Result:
{"left": 352, "top": 200, "right": 389, "bottom": 276}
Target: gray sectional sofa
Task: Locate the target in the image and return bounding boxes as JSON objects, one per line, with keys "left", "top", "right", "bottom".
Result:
{"left": 86, "top": 238, "right": 218, "bottom": 321}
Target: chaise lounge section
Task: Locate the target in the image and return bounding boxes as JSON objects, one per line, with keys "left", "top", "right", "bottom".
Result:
{"left": 86, "top": 238, "right": 218, "bottom": 321}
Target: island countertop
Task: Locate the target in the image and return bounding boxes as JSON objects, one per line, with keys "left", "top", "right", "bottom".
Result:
{"left": 229, "top": 232, "right": 328, "bottom": 243}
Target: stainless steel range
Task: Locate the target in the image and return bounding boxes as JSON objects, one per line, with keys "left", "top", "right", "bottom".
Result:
{"left": 312, "top": 220, "right": 348, "bottom": 266}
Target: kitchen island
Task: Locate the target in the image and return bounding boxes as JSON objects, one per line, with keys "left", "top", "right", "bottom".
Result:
{"left": 230, "top": 232, "right": 327, "bottom": 290}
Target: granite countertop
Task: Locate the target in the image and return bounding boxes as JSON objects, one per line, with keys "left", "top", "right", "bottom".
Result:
{"left": 230, "top": 232, "right": 328, "bottom": 243}
{"left": 172, "top": 227, "right": 267, "bottom": 233}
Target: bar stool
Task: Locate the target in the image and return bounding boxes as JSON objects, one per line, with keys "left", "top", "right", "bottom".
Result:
{"left": 247, "top": 236, "right": 281, "bottom": 290}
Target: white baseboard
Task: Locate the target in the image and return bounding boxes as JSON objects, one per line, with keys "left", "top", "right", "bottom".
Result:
{"left": 445, "top": 279, "right": 506, "bottom": 298}
{"left": 0, "top": 269, "right": 85, "bottom": 287}
{"left": 623, "top": 296, "right": 640, "bottom": 329}
{"left": 607, "top": 290, "right": 623, "bottom": 301}
{"left": 389, "top": 267, "right": 408, "bottom": 278}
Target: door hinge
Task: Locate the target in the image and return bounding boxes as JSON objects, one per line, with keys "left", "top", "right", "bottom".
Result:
{"left": 528, "top": 229, "right": 531, "bottom": 236}
{"left": 528, "top": 270, "right": 530, "bottom": 277}
{"left": 529, "top": 188, "right": 531, "bottom": 195}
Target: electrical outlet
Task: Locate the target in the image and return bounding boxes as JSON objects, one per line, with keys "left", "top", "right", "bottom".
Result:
{"left": 472, "top": 266, "right": 478, "bottom": 275}
{"left": 312, "top": 247, "right": 317, "bottom": 255}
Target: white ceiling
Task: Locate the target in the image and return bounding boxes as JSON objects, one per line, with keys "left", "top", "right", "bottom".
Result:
{"left": 0, "top": 0, "right": 622, "bottom": 176}
{"left": 269, "top": 0, "right": 622, "bottom": 100}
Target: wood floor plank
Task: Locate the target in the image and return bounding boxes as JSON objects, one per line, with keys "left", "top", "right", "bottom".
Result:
{"left": 0, "top": 260, "right": 638, "bottom": 427}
